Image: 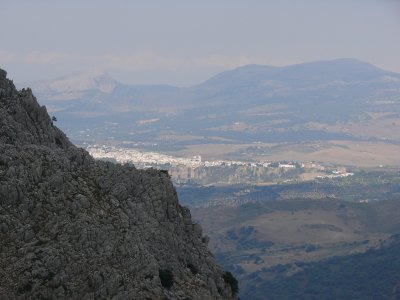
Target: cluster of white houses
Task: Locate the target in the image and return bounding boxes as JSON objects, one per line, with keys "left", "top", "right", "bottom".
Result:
{"left": 87, "top": 145, "right": 353, "bottom": 178}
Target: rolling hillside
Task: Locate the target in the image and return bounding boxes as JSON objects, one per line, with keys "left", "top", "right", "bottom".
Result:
{"left": 19, "top": 59, "right": 400, "bottom": 154}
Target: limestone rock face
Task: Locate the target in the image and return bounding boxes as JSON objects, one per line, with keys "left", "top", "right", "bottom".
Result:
{"left": 0, "top": 69, "right": 237, "bottom": 299}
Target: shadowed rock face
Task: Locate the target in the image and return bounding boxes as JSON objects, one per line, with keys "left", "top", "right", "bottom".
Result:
{"left": 0, "top": 69, "right": 237, "bottom": 299}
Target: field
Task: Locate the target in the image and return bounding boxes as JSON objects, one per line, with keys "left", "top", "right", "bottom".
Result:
{"left": 168, "top": 140, "right": 400, "bottom": 167}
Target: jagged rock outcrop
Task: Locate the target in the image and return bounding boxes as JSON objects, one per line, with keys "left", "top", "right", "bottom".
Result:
{"left": 0, "top": 69, "right": 238, "bottom": 300}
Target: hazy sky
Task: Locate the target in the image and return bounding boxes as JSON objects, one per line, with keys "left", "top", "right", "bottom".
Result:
{"left": 1, "top": 0, "right": 399, "bottom": 86}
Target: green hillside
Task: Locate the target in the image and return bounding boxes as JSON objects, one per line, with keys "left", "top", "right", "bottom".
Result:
{"left": 241, "top": 235, "right": 400, "bottom": 300}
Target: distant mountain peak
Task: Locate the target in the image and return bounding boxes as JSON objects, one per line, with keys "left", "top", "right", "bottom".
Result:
{"left": 287, "top": 58, "right": 384, "bottom": 72}
{"left": 47, "top": 69, "right": 118, "bottom": 93}
{"left": 19, "top": 69, "right": 119, "bottom": 99}
{"left": 198, "top": 58, "right": 394, "bottom": 88}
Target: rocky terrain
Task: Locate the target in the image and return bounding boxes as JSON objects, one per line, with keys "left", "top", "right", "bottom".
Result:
{"left": 0, "top": 68, "right": 238, "bottom": 299}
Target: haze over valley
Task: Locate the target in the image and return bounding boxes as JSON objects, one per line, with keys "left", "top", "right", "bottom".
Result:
{"left": 3, "top": 1, "right": 400, "bottom": 299}
{"left": 16, "top": 59, "right": 400, "bottom": 299}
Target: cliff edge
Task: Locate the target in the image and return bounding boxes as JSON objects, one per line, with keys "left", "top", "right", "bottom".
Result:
{"left": 0, "top": 69, "right": 238, "bottom": 299}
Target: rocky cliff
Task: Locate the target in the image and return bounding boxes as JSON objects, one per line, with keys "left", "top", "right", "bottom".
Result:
{"left": 0, "top": 68, "right": 238, "bottom": 300}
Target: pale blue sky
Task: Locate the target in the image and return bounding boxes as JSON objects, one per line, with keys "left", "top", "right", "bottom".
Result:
{"left": 1, "top": 0, "right": 399, "bottom": 86}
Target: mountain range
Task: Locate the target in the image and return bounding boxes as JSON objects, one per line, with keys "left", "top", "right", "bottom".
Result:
{"left": 19, "top": 59, "right": 400, "bottom": 156}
